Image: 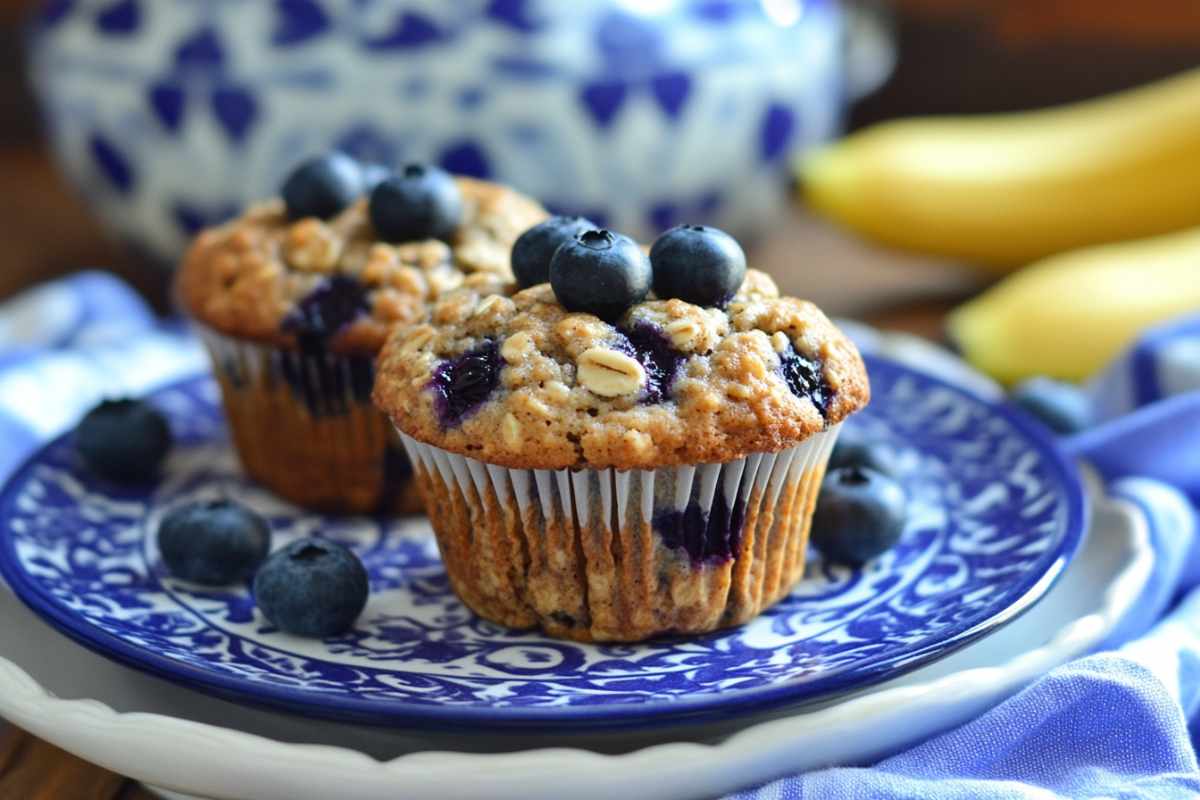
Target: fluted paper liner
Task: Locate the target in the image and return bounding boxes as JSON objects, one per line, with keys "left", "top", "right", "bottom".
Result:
{"left": 199, "top": 327, "right": 418, "bottom": 514}
{"left": 397, "top": 425, "right": 841, "bottom": 642}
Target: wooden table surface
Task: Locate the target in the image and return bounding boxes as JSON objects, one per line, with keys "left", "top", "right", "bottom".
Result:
{"left": 0, "top": 141, "right": 973, "bottom": 798}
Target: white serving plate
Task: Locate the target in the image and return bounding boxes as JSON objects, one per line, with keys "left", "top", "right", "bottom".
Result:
{"left": 0, "top": 473, "right": 1151, "bottom": 800}
{"left": 0, "top": 325, "right": 1151, "bottom": 799}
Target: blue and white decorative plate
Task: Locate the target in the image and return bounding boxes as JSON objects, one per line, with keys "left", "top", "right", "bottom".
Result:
{"left": 0, "top": 355, "right": 1086, "bottom": 731}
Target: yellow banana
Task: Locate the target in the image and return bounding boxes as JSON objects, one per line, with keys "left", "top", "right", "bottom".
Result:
{"left": 799, "top": 68, "right": 1200, "bottom": 271}
{"left": 947, "top": 226, "right": 1200, "bottom": 384}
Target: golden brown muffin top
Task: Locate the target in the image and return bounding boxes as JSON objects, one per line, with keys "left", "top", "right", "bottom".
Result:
{"left": 374, "top": 270, "right": 869, "bottom": 470}
{"left": 176, "top": 177, "right": 548, "bottom": 355}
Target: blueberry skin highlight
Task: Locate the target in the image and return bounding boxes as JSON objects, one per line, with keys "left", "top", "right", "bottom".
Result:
{"left": 253, "top": 538, "right": 369, "bottom": 638}
{"left": 74, "top": 398, "right": 171, "bottom": 483}
{"left": 549, "top": 229, "right": 651, "bottom": 322}
{"left": 512, "top": 215, "right": 596, "bottom": 289}
{"left": 281, "top": 152, "right": 364, "bottom": 221}
{"left": 360, "top": 163, "right": 392, "bottom": 193}
{"left": 157, "top": 500, "right": 271, "bottom": 585}
{"left": 369, "top": 163, "right": 463, "bottom": 243}
{"left": 811, "top": 466, "right": 907, "bottom": 566}
{"left": 649, "top": 224, "right": 747, "bottom": 308}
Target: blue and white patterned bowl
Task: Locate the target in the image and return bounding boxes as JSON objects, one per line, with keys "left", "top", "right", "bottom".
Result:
{"left": 0, "top": 354, "right": 1086, "bottom": 731}
{"left": 27, "top": 0, "right": 849, "bottom": 263}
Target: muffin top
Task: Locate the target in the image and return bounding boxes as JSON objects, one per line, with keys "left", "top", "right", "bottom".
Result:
{"left": 176, "top": 175, "right": 547, "bottom": 355}
{"left": 373, "top": 270, "right": 869, "bottom": 470}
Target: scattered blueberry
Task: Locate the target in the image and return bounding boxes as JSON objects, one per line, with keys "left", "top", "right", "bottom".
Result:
{"left": 281, "top": 152, "right": 364, "bottom": 221}
{"left": 616, "top": 322, "right": 684, "bottom": 404}
{"left": 369, "top": 163, "right": 462, "bottom": 243}
{"left": 549, "top": 229, "right": 651, "bottom": 321}
{"left": 511, "top": 215, "right": 596, "bottom": 289}
{"left": 1010, "top": 377, "right": 1091, "bottom": 435}
{"left": 829, "top": 431, "right": 897, "bottom": 477}
{"left": 429, "top": 339, "right": 502, "bottom": 427}
{"left": 281, "top": 274, "right": 369, "bottom": 352}
{"left": 649, "top": 224, "right": 746, "bottom": 308}
{"left": 157, "top": 500, "right": 271, "bottom": 585}
{"left": 253, "top": 537, "right": 369, "bottom": 637}
{"left": 360, "top": 162, "right": 392, "bottom": 193}
{"left": 778, "top": 342, "right": 831, "bottom": 417}
{"left": 811, "top": 466, "right": 907, "bottom": 566}
{"left": 75, "top": 398, "right": 171, "bottom": 483}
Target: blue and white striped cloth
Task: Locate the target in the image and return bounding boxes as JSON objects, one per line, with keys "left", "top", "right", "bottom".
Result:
{"left": 0, "top": 272, "right": 203, "bottom": 480}
{"left": 746, "top": 319, "right": 1200, "bottom": 799}
{"left": 1, "top": 274, "right": 1199, "bottom": 799}
{"left": 1072, "top": 314, "right": 1200, "bottom": 504}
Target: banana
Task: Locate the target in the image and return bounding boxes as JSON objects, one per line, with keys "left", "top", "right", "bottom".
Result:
{"left": 947, "top": 226, "right": 1200, "bottom": 384}
{"left": 799, "top": 68, "right": 1200, "bottom": 271}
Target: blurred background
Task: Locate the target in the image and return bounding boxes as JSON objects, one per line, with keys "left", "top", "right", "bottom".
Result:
{"left": 2, "top": 0, "right": 1199, "bottom": 325}
{"left": 2, "top": 3, "right": 1200, "bottom": 790}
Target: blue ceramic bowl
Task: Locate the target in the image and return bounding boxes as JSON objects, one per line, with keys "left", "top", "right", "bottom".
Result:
{"left": 28, "top": 0, "right": 854, "bottom": 263}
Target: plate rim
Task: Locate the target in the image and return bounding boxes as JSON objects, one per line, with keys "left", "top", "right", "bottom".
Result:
{"left": 0, "top": 354, "right": 1089, "bottom": 730}
{"left": 0, "top": 476, "right": 1148, "bottom": 800}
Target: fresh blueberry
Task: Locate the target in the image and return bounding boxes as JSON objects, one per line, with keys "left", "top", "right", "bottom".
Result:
{"left": 281, "top": 274, "right": 369, "bottom": 352}
{"left": 511, "top": 215, "right": 596, "bottom": 289}
{"left": 829, "top": 431, "right": 898, "bottom": 477}
{"left": 281, "top": 152, "right": 364, "bottom": 221}
{"left": 428, "top": 339, "right": 501, "bottom": 427}
{"left": 649, "top": 224, "right": 747, "bottom": 308}
{"left": 811, "top": 466, "right": 907, "bottom": 566}
{"left": 369, "top": 163, "right": 463, "bottom": 243}
{"left": 254, "top": 537, "right": 369, "bottom": 637}
{"left": 1010, "top": 377, "right": 1091, "bottom": 435}
{"left": 75, "top": 398, "right": 171, "bottom": 483}
{"left": 360, "top": 163, "right": 392, "bottom": 193}
{"left": 549, "top": 229, "right": 651, "bottom": 321}
{"left": 157, "top": 500, "right": 271, "bottom": 585}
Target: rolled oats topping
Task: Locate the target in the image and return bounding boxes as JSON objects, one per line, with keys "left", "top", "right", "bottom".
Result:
{"left": 576, "top": 347, "right": 646, "bottom": 398}
{"left": 373, "top": 268, "right": 869, "bottom": 470}
{"left": 177, "top": 175, "right": 548, "bottom": 355}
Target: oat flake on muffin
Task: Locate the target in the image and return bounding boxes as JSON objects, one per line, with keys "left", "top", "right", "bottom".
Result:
{"left": 178, "top": 176, "right": 547, "bottom": 355}
{"left": 176, "top": 172, "right": 547, "bottom": 514}
{"left": 373, "top": 268, "right": 869, "bottom": 641}
{"left": 375, "top": 270, "right": 867, "bottom": 469}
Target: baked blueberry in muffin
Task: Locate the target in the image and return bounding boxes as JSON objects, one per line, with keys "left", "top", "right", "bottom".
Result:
{"left": 373, "top": 224, "right": 869, "bottom": 641}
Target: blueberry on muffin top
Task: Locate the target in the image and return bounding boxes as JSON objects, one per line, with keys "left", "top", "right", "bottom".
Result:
{"left": 373, "top": 267, "right": 869, "bottom": 471}
{"left": 177, "top": 156, "right": 547, "bottom": 355}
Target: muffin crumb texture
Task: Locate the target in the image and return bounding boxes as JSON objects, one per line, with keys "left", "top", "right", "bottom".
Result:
{"left": 177, "top": 177, "right": 547, "bottom": 355}
{"left": 375, "top": 270, "right": 870, "bottom": 470}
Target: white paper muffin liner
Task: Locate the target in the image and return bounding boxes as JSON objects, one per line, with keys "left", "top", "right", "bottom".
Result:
{"left": 396, "top": 424, "right": 841, "bottom": 642}
{"left": 198, "top": 327, "right": 418, "bottom": 513}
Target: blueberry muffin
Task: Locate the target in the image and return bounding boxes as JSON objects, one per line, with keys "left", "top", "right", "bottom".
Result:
{"left": 373, "top": 223, "right": 870, "bottom": 641}
{"left": 177, "top": 154, "right": 547, "bottom": 513}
